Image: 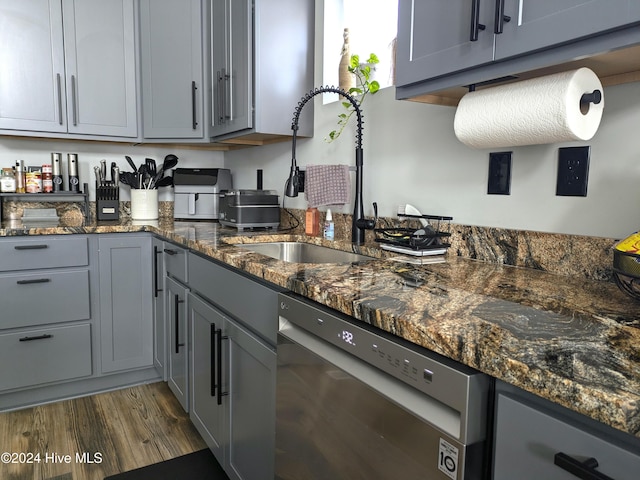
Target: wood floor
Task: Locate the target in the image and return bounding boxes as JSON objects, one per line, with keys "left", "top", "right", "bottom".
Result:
{"left": 0, "top": 382, "right": 206, "bottom": 480}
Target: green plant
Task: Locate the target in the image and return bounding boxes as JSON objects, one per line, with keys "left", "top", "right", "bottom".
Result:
{"left": 327, "top": 53, "right": 380, "bottom": 142}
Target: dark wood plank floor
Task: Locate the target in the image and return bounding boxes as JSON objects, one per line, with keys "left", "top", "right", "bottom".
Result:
{"left": 0, "top": 382, "right": 206, "bottom": 480}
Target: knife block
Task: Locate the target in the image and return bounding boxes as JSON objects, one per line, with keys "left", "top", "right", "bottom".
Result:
{"left": 96, "top": 181, "right": 119, "bottom": 221}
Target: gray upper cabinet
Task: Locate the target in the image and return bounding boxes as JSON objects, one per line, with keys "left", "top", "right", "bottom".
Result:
{"left": 210, "top": 0, "right": 314, "bottom": 143}
{"left": 396, "top": 0, "right": 640, "bottom": 99}
{"left": 395, "top": 0, "right": 495, "bottom": 84}
{"left": 0, "top": 0, "right": 137, "bottom": 138}
{"left": 139, "top": 0, "right": 206, "bottom": 139}
{"left": 210, "top": 0, "right": 252, "bottom": 138}
{"left": 495, "top": 0, "right": 640, "bottom": 60}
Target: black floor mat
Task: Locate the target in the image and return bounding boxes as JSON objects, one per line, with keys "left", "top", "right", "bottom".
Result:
{"left": 104, "top": 449, "right": 229, "bottom": 480}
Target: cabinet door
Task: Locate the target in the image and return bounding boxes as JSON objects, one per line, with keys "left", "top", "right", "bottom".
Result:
{"left": 139, "top": 0, "right": 204, "bottom": 139}
{"left": 211, "top": 0, "right": 252, "bottom": 137}
{"left": 98, "top": 235, "right": 153, "bottom": 373}
{"left": 395, "top": 0, "right": 494, "bottom": 87}
{"left": 166, "top": 276, "right": 189, "bottom": 411}
{"left": 61, "top": 0, "right": 137, "bottom": 137}
{"left": 189, "top": 293, "right": 227, "bottom": 466}
{"left": 152, "top": 238, "right": 166, "bottom": 379}
{"left": 495, "top": 0, "right": 640, "bottom": 60}
{"left": 0, "top": 0, "right": 67, "bottom": 132}
{"left": 227, "top": 318, "right": 276, "bottom": 480}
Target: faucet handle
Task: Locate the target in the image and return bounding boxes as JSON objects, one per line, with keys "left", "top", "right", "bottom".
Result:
{"left": 356, "top": 201, "right": 378, "bottom": 231}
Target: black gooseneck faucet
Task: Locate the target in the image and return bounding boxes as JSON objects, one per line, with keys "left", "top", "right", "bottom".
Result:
{"left": 285, "top": 86, "right": 375, "bottom": 245}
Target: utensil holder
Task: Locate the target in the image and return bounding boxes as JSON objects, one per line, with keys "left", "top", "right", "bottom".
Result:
{"left": 96, "top": 181, "right": 119, "bottom": 221}
{"left": 131, "top": 189, "right": 158, "bottom": 220}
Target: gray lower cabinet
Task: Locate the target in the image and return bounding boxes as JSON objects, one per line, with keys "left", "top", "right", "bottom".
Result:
{"left": 189, "top": 291, "right": 276, "bottom": 480}
{"left": 98, "top": 234, "right": 153, "bottom": 373}
{"left": 493, "top": 380, "right": 640, "bottom": 480}
{"left": 152, "top": 237, "right": 166, "bottom": 378}
{"left": 0, "top": 235, "right": 93, "bottom": 395}
{"left": 187, "top": 252, "right": 279, "bottom": 480}
{"left": 0, "top": 0, "right": 137, "bottom": 138}
{"left": 166, "top": 276, "right": 190, "bottom": 412}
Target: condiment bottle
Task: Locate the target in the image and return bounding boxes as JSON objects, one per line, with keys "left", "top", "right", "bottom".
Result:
{"left": 0, "top": 168, "right": 16, "bottom": 193}
{"left": 305, "top": 207, "right": 320, "bottom": 236}
{"left": 15, "top": 160, "right": 25, "bottom": 193}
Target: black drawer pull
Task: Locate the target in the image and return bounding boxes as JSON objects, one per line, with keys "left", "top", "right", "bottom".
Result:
{"left": 19, "top": 334, "right": 53, "bottom": 342}
{"left": 554, "top": 452, "right": 614, "bottom": 480}
{"left": 14, "top": 244, "right": 49, "bottom": 250}
{"left": 17, "top": 278, "right": 51, "bottom": 285}
{"left": 164, "top": 248, "right": 178, "bottom": 256}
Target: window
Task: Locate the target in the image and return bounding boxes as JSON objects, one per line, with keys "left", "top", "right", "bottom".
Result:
{"left": 323, "top": 0, "right": 398, "bottom": 100}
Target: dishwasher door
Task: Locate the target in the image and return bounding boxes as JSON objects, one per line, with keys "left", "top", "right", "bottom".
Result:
{"left": 275, "top": 321, "right": 486, "bottom": 480}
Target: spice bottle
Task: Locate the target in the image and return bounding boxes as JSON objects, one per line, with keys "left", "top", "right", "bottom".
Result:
{"left": 42, "top": 164, "right": 53, "bottom": 193}
{"left": 305, "top": 207, "right": 320, "bottom": 236}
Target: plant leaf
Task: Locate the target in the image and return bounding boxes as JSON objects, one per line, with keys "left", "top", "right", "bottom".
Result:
{"left": 341, "top": 101, "right": 351, "bottom": 108}
{"left": 369, "top": 80, "right": 380, "bottom": 93}
{"left": 367, "top": 53, "right": 380, "bottom": 64}
{"left": 349, "top": 54, "right": 360, "bottom": 69}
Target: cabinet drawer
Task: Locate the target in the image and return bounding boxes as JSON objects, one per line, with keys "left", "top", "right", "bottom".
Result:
{"left": 0, "top": 323, "right": 92, "bottom": 392}
{"left": 0, "top": 270, "right": 91, "bottom": 329}
{"left": 0, "top": 236, "right": 88, "bottom": 272}
{"left": 164, "top": 243, "right": 188, "bottom": 283}
{"left": 494, "top": 392, "right": 640, "bottom": 480}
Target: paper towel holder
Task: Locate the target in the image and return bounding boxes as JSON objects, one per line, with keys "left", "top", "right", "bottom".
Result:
{"left": 580, "top": 90, "right": 602, "bottom": 114}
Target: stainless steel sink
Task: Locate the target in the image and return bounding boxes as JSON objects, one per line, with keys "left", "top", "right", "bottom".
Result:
{"left": 235, "top": 242, "right": 373, "bottom": 264}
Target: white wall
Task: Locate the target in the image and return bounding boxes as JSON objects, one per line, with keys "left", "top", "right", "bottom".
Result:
{"left": 225, "top": 3, "right": 640, "bottom": 240}
{"left": 0, "top": 138, "right": 224, "bottom": 201}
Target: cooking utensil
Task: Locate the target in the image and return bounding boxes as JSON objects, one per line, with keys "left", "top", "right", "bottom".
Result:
{"left": 155, "top": 176, "right": 173, "bottom": 187}
{"left": 125, "top": 155, "right": 137, "bottom": 173}
{"left": 145, "top": 158, "right": 157, "bottom": 177}
{"left": 100, "top": 159, "right": 107, "bottom": 184}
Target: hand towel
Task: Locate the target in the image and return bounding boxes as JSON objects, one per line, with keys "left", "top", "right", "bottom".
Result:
{"left": 304, "top": 164, "right": 351, "bottom": 207}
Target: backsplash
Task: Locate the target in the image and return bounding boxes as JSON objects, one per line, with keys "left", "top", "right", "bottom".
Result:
{"left": 280, "top": 208, "right": 617, "bottom": 282}
{"left": 4, "top": 201, "right": 617, "bottom": 282}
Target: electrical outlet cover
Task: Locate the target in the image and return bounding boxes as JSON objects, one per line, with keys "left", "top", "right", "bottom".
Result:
{"left": 488, "top": 152, "right": 512, "bottom": 195}
{"left": 556, "top": 146, "right": 590, "bottom": 196}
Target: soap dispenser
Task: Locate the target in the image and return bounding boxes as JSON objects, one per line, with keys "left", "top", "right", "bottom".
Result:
{"left": 323, "top": 209, "right": 335, "bottom": 240}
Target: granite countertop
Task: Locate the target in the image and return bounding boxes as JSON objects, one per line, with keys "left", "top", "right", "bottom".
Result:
{"left": 2, "top": 219, "right": 639, "bottom": 439}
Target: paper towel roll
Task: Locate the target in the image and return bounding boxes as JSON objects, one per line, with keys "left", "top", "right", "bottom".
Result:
{"left": 453, "top": 68, "right": 604, "bottom": 149}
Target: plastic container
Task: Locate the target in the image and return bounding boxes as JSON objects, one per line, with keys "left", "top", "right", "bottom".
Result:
{"left": 305, "top": 207, "right": 320, "bottom": 236}
{"left": 323, "top": 209, "right": 335, "bottom": 240}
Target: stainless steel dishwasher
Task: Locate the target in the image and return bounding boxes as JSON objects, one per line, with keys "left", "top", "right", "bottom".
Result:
{"left": 276, "top": 293, "right": 491, "bottom": 480}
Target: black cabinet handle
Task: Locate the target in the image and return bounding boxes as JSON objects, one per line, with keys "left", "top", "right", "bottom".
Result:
{"left": 494, "top": 0, "right": 511, "bottom": 34}
{"left": 19, "top": 334, "right": 53, "bottom": 342}
{"left": 14, "top": 244, "right": 48, "bottom": 250}
{"left": 210, "top": 323, "right": 216, "bottom": 397}
{"left": 17, "top": 278, "right": 51, "bottom": 285}
{"left": 215, "top": 327, "right": 229, "bottom": 406}
{"left": 470, "top": 0, "right": 486, "bottom": 41}
{"left": 164, "top": 248, "right": 178, "bottom": 256}
{"left": 554, "top": 452, "right": 615, "bottom": 480}
{"left": 154, "top": 246, "right": 163, "bottom": 297}
{"left": 191, "top": 81, "right": 198, "bottom": 130}
{"left": 174, "top": 294, "right": 185, "bottom": 354}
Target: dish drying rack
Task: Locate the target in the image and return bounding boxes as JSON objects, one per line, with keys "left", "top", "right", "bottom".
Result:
{"left": 375, "top": 213, "right": 453, "bottom": 256}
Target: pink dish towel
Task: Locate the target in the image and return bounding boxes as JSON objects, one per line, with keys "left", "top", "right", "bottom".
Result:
{"left": 304, "top": 164, "right": 351, "bottom": 207}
